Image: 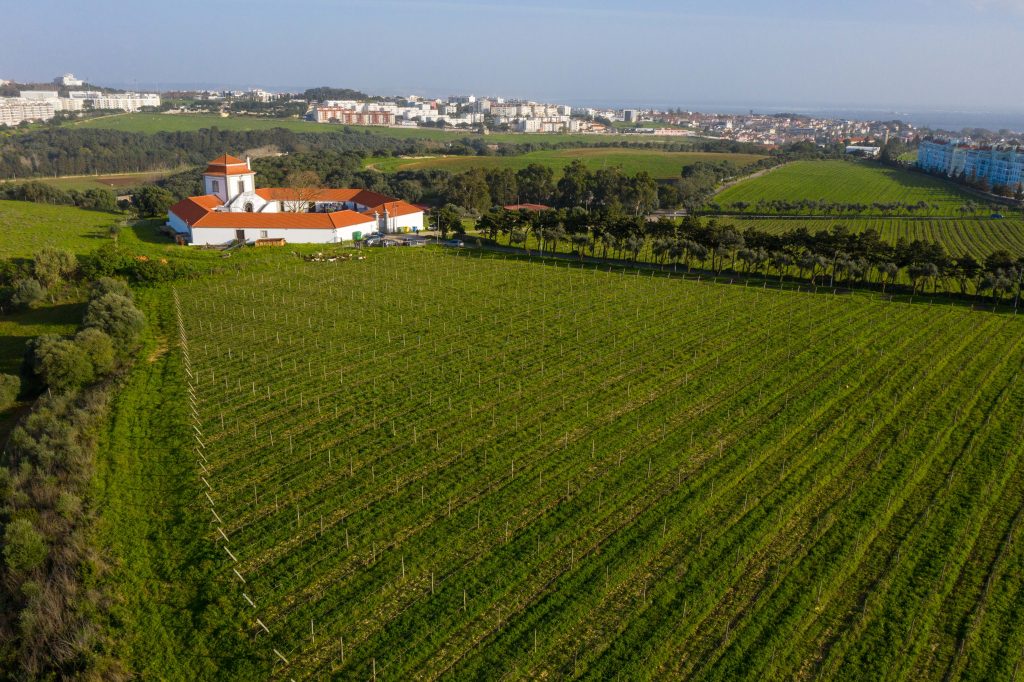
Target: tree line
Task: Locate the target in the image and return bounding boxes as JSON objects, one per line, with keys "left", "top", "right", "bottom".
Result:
{"left": 0, "top": 124, "right": 770, "bottom": 181}
{"left": 0, "top": 270, "right": 145, "bottom": 677}
{"left": 468, "top": 207, "right": 1024, "bottom": 305}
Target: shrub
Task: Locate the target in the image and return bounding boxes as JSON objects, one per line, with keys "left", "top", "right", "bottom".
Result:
{"left": 33, "top": 247, "right": 77, "bottom": 289}
{"left": 0, "top": 373, "right": 20, "bottom": 410}
{"left": 83, "top": 293, "right": 144, "bottom": 349}
{"left": 32, "top": 337, "right": 94, "bottom": 391}
{"left": 2, "top": 519, "right": 48, "bottom": 574}
{"left": 91, "top": 277, "right": 133, "bottom": 301}
{"left": 74, "top": 328, "right": 116, "bottom": 378}
{"left": 78, "top": 245, "right": 132, "bottom": 280}
{"left": 10, "top": 278, "right": 46, "bottom": 308}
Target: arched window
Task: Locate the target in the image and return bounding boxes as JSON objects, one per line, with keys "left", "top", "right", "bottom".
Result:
{"left": 244, "top": 202, "right": 254, "bottom": 212}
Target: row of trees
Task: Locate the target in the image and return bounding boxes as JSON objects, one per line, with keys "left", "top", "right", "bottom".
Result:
{"left": 0, "top": 276, "right": 145, "bottom": 677}
{"left": 472, "top": 207, "right": 1024, "bottom": 304}
{"left": 0, "top": 124, "right": 770, "bottom": 181}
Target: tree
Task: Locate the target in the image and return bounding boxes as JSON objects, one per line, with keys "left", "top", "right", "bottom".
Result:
{"left": 75, "top": 328, "right": 116, "bottom": 377}
{"left": 517, "top": 164, "right": 556, "bottom": 204}
{"left": 83, "top": 293, "right": 145, "bottom": 349}
{"left": 284, "top": 170, "right": 324, "bottom": 211}
{"left": 130, "top": 185, "right": 175, "bottom": 218}
{"left": 32, "top": 336, "right": 94, "bottom": 390}
{"left": 33, "top": 247, "right": 77, "bottom": 289}
{"left": 92, "top": 276, "right": 133, "bottom": 300}
{"left": 10, "top": 278, "right": 46, "bottom": 309}
{"left": 435, "top": 204, "right": 462, "bottom": 240}
{"left": 0, "top": 372, "right": 19, "bottom": 410}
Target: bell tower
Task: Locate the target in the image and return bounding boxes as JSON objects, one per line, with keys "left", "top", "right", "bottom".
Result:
{"left": 203, "top": 154, "right": 256, "bottom": 203}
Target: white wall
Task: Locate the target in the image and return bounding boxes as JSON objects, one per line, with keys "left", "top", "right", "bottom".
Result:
{"left": 189, "top": 224, "right": 376, "bottom": 246}
{"left": 168, "top": 212, "right": 190, "bottom": 235}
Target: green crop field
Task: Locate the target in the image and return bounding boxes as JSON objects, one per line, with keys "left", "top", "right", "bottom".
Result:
{"left": 725, "top": 216, "right": 1024, "bottom": 259}
{"left": 364, "top": 149, "right": 766, "bottom": 178}
{"left": 0, "top": 200, "right": 123, "bottom": 258}
{"left": 70, "top": 112, "right": 686, "bottom": 145}
{"left": 129, "top": 247, "right": 1024, "bottom": 679}
{"left": 2, "top": 170, "right": 182, "bottom": 193}
{"left": 716, "top": 160, "right": 979, "bottom": 215}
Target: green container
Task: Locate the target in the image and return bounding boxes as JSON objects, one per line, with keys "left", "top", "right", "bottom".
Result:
{"left": 353, "top": 231, "right": 363, "bottom": 241}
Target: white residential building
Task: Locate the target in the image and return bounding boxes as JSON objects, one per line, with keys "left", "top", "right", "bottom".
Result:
{"left": 0, "top": 98, "right": 56, "bottom": 126}
{"left": 54, "top": 73, "right": 84, "bottom": 87}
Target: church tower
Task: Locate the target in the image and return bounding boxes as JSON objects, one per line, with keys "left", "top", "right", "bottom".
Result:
{"left": 203, "top": 154, "right": 256, "bottom": 204}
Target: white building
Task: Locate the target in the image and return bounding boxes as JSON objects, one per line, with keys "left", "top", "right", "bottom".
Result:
{"left": 54, "top": 73, "right": 84, "bottom": 87}
{"left": 0, "top": 98, "right": 56, "bottom": 126}
{"left": 66, "top": 91, "right": 160, "bottom": 111}
{"left": 168, "top": 155, "right": 425, "bottom": 246}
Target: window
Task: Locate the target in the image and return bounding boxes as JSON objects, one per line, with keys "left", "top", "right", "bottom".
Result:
{"left": 238, "top": 180, "right": 245, "bottom": 194}
{"left": 211, "top": 179, "right": 219, "bottom": 193}
{"left": 280, "top": 201, "right": 286, "bottom": 211}
{"left": 260, "top": 230, "right": 268, "bottom": 238}
{"left": 244, "top": 202, "right": 254, "bottom": 212}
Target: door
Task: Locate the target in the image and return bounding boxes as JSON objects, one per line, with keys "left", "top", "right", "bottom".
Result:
{"left": 235, "top": 229, "right": 245, "bottom": 241}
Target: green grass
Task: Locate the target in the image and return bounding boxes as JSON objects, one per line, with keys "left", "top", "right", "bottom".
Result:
{"left": 364, "top": 148, "right": 766, "bottom": 179}
{"left": 145, "top": 247, "right": 1024, "bottom": 679}
{"left": 92, "top": 287, "right": 261, "bottom": 680}
{"left": 70, "top": 112, "right": 704, "bottom": 145}
{"left": 716, "top": 160, "right": 979, "bottom": 215}
{"left": 0, "top": 200, "right": 123, "bottom": 258}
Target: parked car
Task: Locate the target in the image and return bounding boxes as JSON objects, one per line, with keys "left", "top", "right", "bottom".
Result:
{"left": 442, "top": 239, "right": 465, "bottom": 247}
{"left": 991, "top": 213, "right": 1005, "bottom": 219}
{"left": 364, "top": 235, "right": 383, "bottom": 246}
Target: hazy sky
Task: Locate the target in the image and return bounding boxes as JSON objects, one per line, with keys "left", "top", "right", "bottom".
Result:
{"left": 3, "top": 0, "right": 1023, "bottom": 111}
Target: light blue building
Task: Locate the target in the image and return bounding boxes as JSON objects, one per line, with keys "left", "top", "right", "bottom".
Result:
{"left": 918, "top": 140, "right": 1023, "bottom": 189}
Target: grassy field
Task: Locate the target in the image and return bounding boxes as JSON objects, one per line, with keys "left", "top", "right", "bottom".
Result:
{"left": 71, "top": 112, "right": 689, "bottom": 145}
{"left": 716, "top": 160, "right": 979, "bottom": 215}
{"left": 364, "top": 148, "right": 766, "bottom": 178}
{"left": 146, "top": 247, "right": 1024, "bottom": 679}
{"left": 0, "top": 199, "right": 123, "bottom": 258}
{"left": 3, "top": 170, "right": 183, "bottom": 193}
{"left": 725, "top": 216, "right": 1024, "bottom": 259}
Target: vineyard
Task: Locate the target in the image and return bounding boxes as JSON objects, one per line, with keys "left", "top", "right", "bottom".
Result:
{"left": 715, "top": 160, "right": 979, "bottom": 215}
{"left": 171, "top": 248, "right": 1024, "bottom": 679}
{"left": 727, "top": 216, "right": 1024, "bottom": 259}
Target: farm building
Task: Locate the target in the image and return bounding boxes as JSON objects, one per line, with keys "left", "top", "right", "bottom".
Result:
{"left": 167, "top": 154, "right": 425, "bottom": 246}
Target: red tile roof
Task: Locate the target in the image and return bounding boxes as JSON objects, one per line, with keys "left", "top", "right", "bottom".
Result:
{"left": 362, "top": 200, "right": 423, "bottom": 218}
{"left": 504, "top": 203, "right": 552, "bottom": 212}
{"left": 204, "top": 154, "right": 252, "bottom": 175}
{"left": 191, "top": 209, "right": 374, "bottom": 230}
{"left": 168, "top": 195, "right": 223, "bottom": 224}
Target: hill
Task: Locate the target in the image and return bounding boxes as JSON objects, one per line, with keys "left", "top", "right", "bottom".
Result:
{"left": 715, "top": 160, "right": 981, "bottom": 216}
{"left": 0, "top": 199, "right": 122, "bottom": 258}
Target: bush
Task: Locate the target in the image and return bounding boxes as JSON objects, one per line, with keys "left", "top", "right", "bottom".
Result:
{"left": 33, "top": 247, "right": 77, "bottom": 289}
{"left": 10, "top": 278, "right": 46, "bottom": 308}
{"left": 78, "top": 245, "right": 132, "bottom": 280}
{"left": 74, "top": 328, "right": 116, "bottom": 378}
{"left": 83, "top": 293, "right": 144, "bottom": 349}
{"left": 2, "top": 519, "right": 48, "bottom": 574}
{"left": 91, "top": 276, "right": 133, "bottom": 301}
{"left": 32, "top": 337, "right": 94, "bottom": 391}
{"left": 0, "top": 373, "right": 20, "bottom": 409}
